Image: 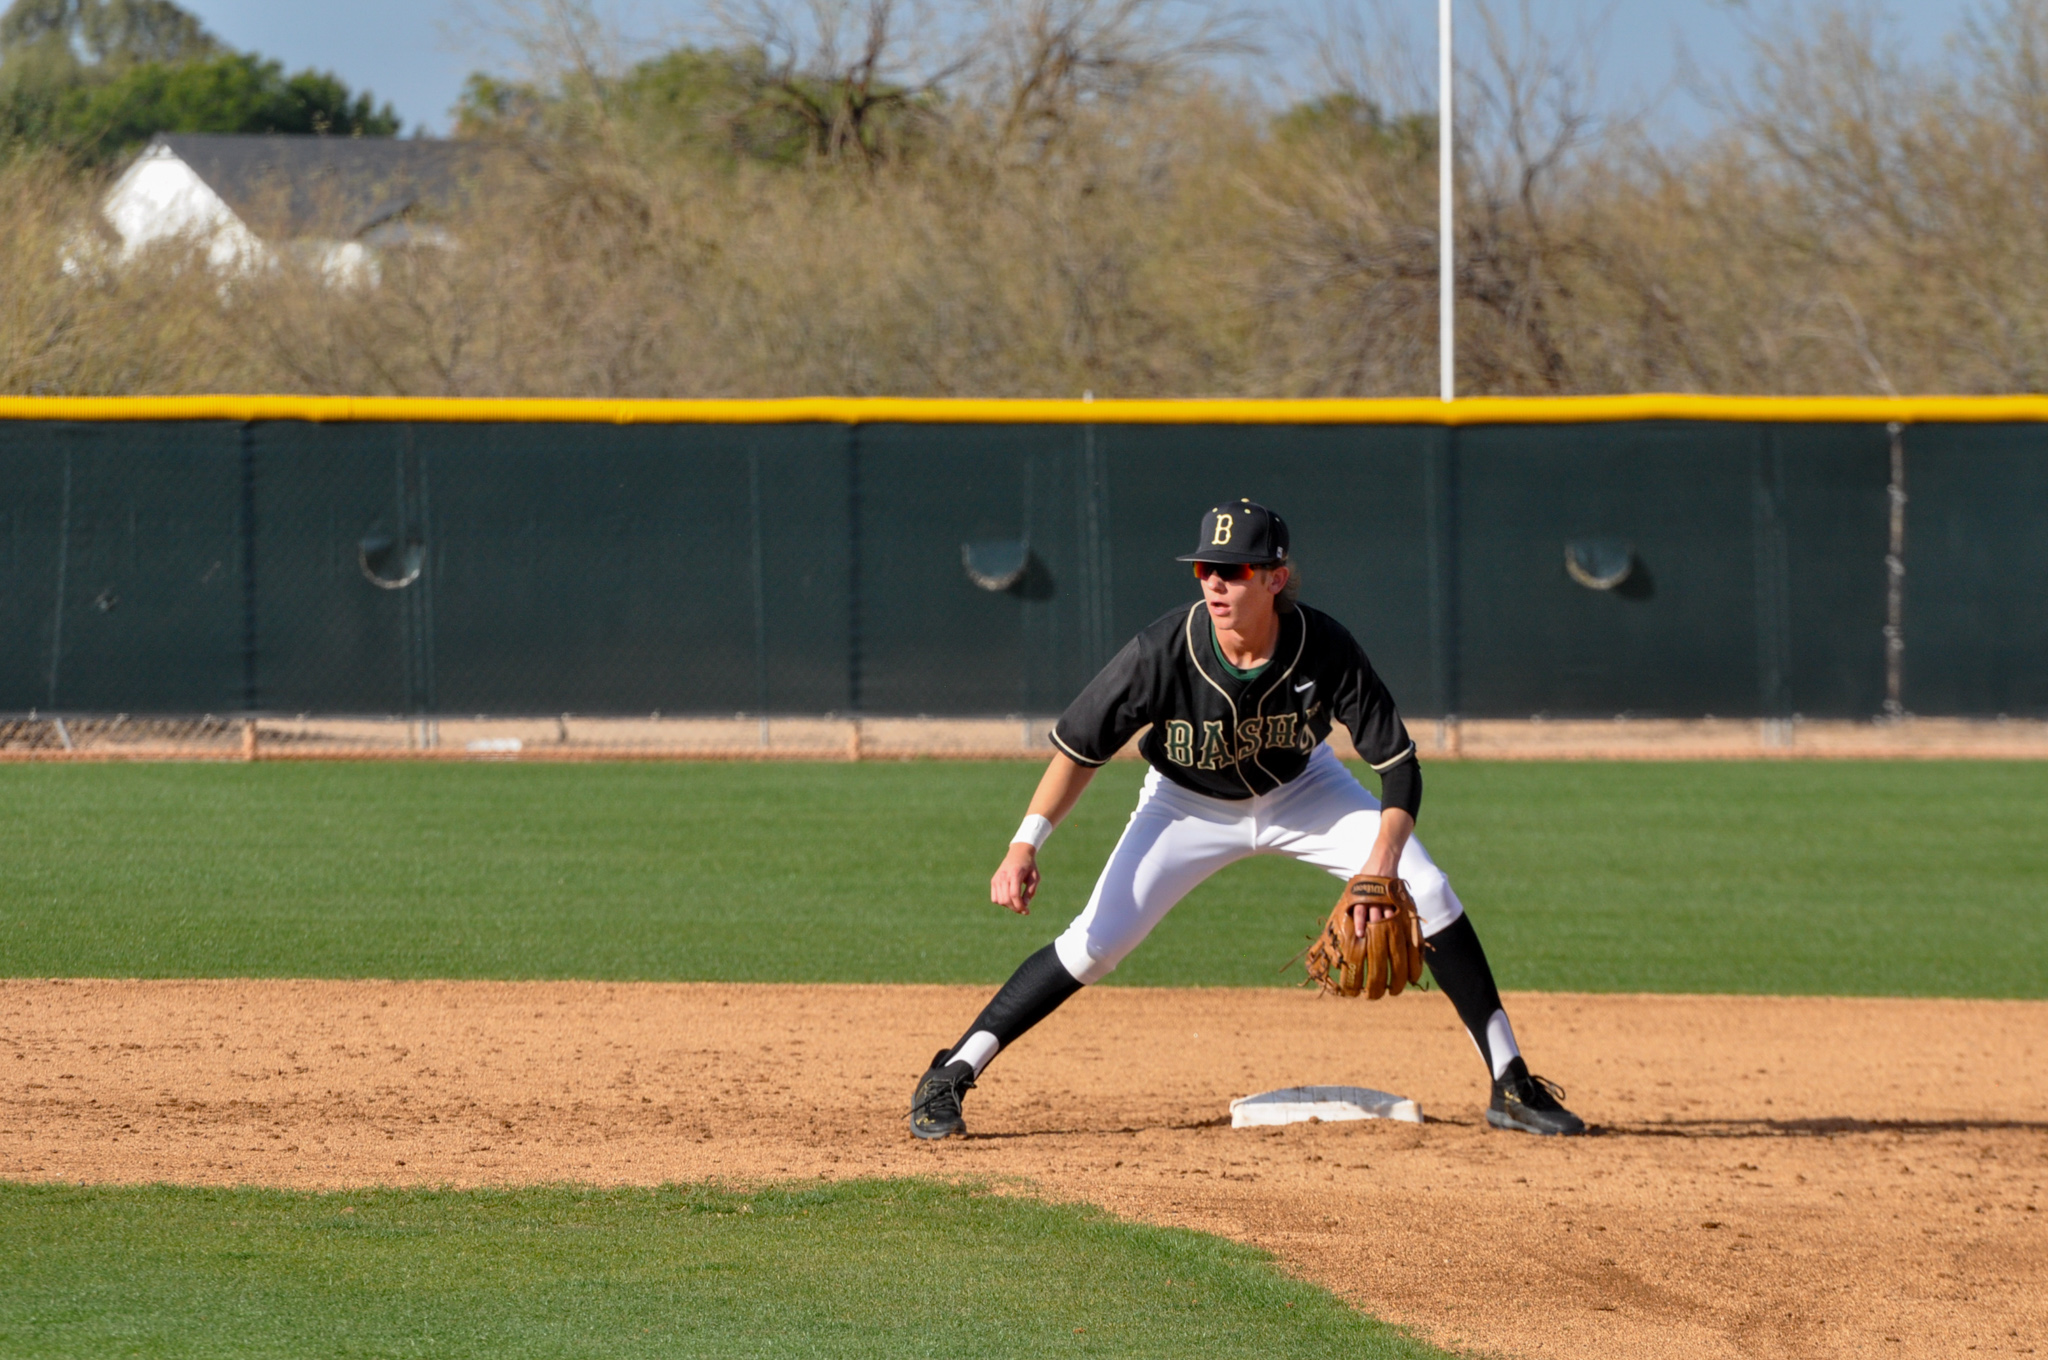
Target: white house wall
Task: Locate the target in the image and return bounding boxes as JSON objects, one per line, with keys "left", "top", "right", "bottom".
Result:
{"left": 101, "top": 145, "right": 272, "bottom": 273}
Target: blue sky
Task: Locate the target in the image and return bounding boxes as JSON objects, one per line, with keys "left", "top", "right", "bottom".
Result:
{"left": 176, "top": 0, "right": 1983, "bottom": 136}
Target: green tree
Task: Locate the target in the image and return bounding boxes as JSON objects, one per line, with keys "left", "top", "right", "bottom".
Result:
{"left": 456, "top": 42, "right": 931, "bottom": 169}
{"left": 77, "top": 0, "right": 216, "bottom": 63}
{"left": 616, "top": 46, "right": 814, "bottom": 166}
{"left": 2, "top": 0, "right": 218, "bottom": 64}
{"left": 0, "top": 0, "right": 397, "bottom": 160}
{"left": 1273, "top": 93, "right": 1434, "bottom": 161}
{"left": 0, "top": 27, "right": 78, "bottom": 143}
{"left": 58, "top": 52, "right": 398, "bottom": 157}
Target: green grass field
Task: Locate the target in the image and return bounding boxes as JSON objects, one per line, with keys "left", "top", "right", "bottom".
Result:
{"left": 0, "top": 1180, "right": 1447, "bottom": 1360}
{"left": 5, "top": 759, "right": 2042, "bottom": 1358}
{"left": 1, "top": 760, "right": 2042, "bottom": 995}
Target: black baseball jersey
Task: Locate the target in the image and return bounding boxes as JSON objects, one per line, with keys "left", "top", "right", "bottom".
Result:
{"left": 1049, "top": 602, "right": 1418, "bottom": 800}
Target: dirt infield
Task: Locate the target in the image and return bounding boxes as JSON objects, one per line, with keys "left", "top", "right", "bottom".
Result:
{"left": 3, "top": 981, "right": 2042, "bottom": 1359}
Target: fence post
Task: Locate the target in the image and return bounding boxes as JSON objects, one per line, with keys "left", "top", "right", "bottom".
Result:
{"left": 1752, "top": 425, "right": 1794, "bottom": 745}
{"left": 413, "top": 433, "right": 437, "bottom": 747}
{"left": 1080, "top": 419, "right": 1112, "bottom": 672}
{"left": 845, "top": 424, "right": 863, "bottom": 718}
{"left": 1424, "top": 426, "right": 1460, "bottom": 731}
{"left": 1883, "top": 421, "right": 1907, "bottom": 720}
{"left": 748, "top": 442, "right": 771, "bottom": 748}
{"left": 239, "top": 423, "right": 259, "bottom": 713}
{"left": 394, "top": 427, "right": 438, "bottom": 749}
{"left": 47, "top": 445, "right": 72, "bottom": 710}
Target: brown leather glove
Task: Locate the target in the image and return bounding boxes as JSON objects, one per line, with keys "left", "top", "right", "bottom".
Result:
{"left": 1302, "top": 874, "right": 1425, "bottom": 999}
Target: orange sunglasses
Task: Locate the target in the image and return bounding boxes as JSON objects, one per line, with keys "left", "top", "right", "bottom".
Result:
{"left": 1192, "top": 561, "right": 1268, "bottom": 582}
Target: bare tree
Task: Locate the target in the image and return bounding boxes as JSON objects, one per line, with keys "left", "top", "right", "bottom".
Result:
{"left": 964, "top": 0, "right": 1255, "bottom": 152}
{"left": 1289, "top": 0, "right": 1429, "bottom": 116}
{"left": 1449, "top": 0, "right": 1612, "bottom": 390}
{"left": 24, "top": 0, "right": 2048, "bottom": 398}
{"left": 450, "top": 0, "right": 638, "bottom": 141}
{"left": 708, "top": 0, "right": 967, "bottom": 164}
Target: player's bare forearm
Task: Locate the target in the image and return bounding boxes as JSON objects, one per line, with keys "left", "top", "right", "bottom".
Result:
{"left": 1361, "top": 807, "right": 1414, "bottom": 876}
{"left": 990, "top": 753, "right": 1097, "bottom": 915}
{"left": 1025, "top": 751, "right": 1096, "bottom": 824}
{"left": 1351, "top": 808, "right": 1416, "bottom": 925}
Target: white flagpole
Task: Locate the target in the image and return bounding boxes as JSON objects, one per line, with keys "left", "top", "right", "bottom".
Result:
{"left": 1438, "top": 0, "right": 1455, "bottom": 402}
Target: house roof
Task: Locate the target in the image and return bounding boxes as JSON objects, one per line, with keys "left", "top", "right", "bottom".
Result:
{"left": 145, "top": 134, "right": 490, "bottom": 239}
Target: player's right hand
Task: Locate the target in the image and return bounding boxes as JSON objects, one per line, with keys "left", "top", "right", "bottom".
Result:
{"left": 991, "top": 844, "right": 1041, "bottom": 915}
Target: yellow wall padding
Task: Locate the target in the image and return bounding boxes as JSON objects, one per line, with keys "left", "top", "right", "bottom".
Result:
{"left": 5, "top": 393, "right": 2048, "bottom": 425}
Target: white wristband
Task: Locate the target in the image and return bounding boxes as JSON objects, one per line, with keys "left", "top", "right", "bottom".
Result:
{"left": 1013, "top": 813, "right": 1054, "bottom": 850}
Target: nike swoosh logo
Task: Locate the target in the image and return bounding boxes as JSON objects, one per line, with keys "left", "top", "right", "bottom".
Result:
{"left": 1294, "top": 679, "right": 1315, "bottom": 692}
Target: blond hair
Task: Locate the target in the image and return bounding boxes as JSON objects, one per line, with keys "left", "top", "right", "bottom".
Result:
{"left": 1275, "top": 561, "right": 1301, "bottom": 613}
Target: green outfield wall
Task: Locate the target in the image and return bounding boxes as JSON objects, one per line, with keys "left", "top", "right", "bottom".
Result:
{"left": 2, "top": 397, "right": 2044, "bottom": 720}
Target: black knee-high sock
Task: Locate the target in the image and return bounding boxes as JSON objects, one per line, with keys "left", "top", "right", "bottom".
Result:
{"left": 943, "top": 944, "right": 1082, "bottom": 1073}
{"left": 1423, "top": 914, "right": 1517, "bottom": 1081}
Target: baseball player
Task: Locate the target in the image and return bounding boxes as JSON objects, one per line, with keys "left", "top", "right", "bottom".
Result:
{"left": 909, "top": 498, "right": 1584, "bottom": 1139}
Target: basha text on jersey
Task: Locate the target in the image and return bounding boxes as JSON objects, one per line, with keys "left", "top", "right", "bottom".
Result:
{"left": 1157, "top": 709, "right": 1319, "bottom": 769}
{"left": 1049, "top": 602, "right": 1418, "bottom": 801}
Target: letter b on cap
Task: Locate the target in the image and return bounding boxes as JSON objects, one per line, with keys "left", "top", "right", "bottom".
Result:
{"left": 1211, "top": 514, "right": 1234, "bottom": 545}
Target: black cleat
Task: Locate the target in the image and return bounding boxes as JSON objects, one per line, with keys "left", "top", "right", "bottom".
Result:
{"left": 909, "top": 1049, "right": 977, "bottom": 1140}
{"left": 1487, "top": 1057, "right": 1587, "bottom": 1136}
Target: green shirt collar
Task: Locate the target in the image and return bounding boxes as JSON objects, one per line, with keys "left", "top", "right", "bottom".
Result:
{"left": 1209, "top": 618, "right": 1272, "bottom": 681}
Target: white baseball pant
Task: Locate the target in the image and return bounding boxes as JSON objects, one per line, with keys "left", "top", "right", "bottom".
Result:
{"left": 1053, "top": 743, "right": 1466, "bottom": 985}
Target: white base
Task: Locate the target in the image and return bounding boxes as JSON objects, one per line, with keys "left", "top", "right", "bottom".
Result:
{"left": 1229, "top": 1085, "right": 1423, "bottom": 1128}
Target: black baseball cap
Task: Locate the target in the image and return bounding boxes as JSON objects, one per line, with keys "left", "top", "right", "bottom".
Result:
{"left": 1176, "top": 498, "right": 1290, "bottom": 565}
